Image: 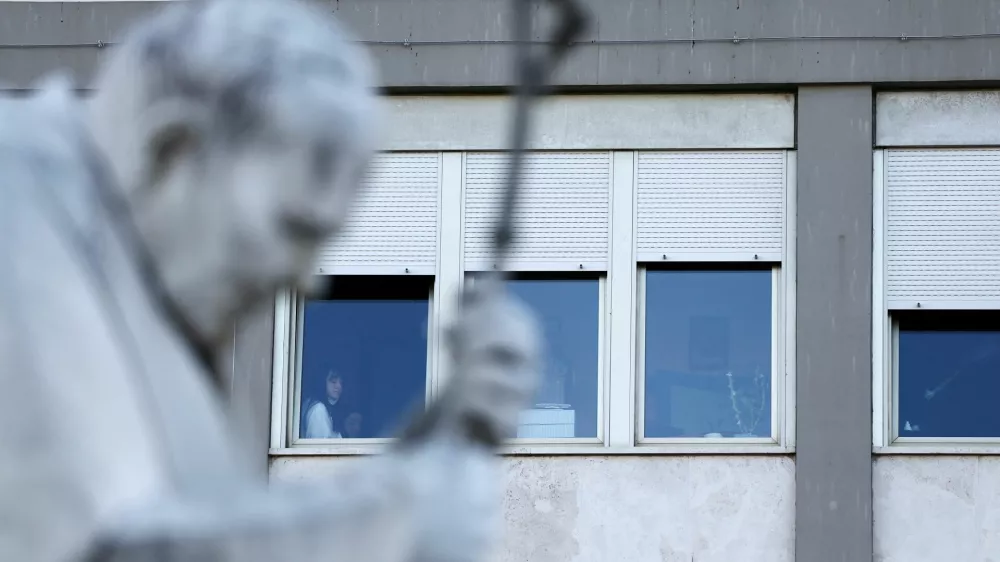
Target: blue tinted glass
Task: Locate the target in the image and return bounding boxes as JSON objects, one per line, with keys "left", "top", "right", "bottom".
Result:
{"left": 898, "top": 324, "right": 1000, "bottom": 438}
{"left": 643, "top": 269, "right": 772, "bottom": 438}
{"left": 298, "top": 280, "right": 429, "bottom": 440}
{"left": 507, "top": 278, "right": 600, "bottom": 438}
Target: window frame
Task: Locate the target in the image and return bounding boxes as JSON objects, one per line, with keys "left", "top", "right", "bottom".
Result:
{"left": 873, "top": 149, "right": 1000, "bottom": 454}
{"left": 464, "top": 272, "right": 609, "bottom": 446}
{"left": 273, "top": 276, "right": 438, "bottom": 451}
{"left": 635, "top": 265, "right": 788, "bottom": 447}
{"left": 270, "top": 146, "right": 797, "bottom": 456}
{"left": 881, "top": 315, "right": 1000, "bottom": 451}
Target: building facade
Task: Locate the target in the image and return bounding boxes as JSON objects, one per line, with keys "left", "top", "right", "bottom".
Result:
{"left": 6, "top": 1, "right": 1000, "bottom": 561}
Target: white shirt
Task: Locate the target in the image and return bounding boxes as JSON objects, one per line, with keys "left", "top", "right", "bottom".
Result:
{"left": 304, "top": 400, "right": 344, "bottom": 439}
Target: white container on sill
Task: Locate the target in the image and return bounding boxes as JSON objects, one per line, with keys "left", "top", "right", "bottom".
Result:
{"left": 517, "top": 405, "right": 575, "bottom": 438}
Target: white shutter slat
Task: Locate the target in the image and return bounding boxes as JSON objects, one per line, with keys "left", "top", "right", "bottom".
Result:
{"left": 886, "top": 148, "right": 1000, "bottom": 307}
{"left": 314, "top": 153, "right": 440, "bottom": 274}
{"left": 635, "top": 151, "right": 785, "bottom": 261}
{"left": 463, "top": 152, "right": 611, "bottom": 271}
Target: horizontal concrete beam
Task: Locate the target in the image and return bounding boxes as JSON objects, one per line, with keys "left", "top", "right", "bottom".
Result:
{"left": 877, "top": 91, "right": 1000, "bottom": 147}
{"left": 384, "top": 94, "right": 796, "bottom": 150}
{"left": 3, "top": 0, "right": 1000, "bottom": 89}
{"left": 2, "top": 90, "right": 795, "bottom": 149}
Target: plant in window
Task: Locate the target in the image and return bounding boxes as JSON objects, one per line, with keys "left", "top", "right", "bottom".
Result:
{"left": 725, "top": 366, "right": 768, "bottom": 437}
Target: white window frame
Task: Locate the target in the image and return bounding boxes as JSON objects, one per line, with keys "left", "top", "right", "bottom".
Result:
{"left": 877, "top": 312, "right": 1000, "bottom": 454}
{"left": 635, "top": 265, "right": 788, "bottom": 447}
{"left": 270, "top": 149, "right": 796, "bottom": 456}
{"left": 272, "top": 277, "right": 438, "bottom": 452}
{"left": 873, "top": 148, "right": 1000, "bottom": 454}
{"left": 270, "top": 94, "right": 797, "bottom": 456}
{"left": 464, "top": 272, "right": 609, "bottom": 446}
{"left": 622, "top": 149, "right": 796, "bottom": 453}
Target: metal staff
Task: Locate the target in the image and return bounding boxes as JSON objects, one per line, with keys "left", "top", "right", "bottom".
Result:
{"left": 492, "top": 0, "right": 589, "bottom": 274}
{"left": 401, "top": 0, "right": 589, "bottom": 448}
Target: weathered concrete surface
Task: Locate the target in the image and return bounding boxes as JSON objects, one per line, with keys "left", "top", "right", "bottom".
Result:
{"left": 796, "top": 86, "right": 874, "bottom": 562}
{"left": 270, "top": 456, "right": 795, "bottom": 562}
{"left": 384, "top": 94, "right": 795, "bottom": 150}
{"left": 4, "top": 0, "right": 1000, "bottom": 89}
{"left": 874, "top": 457, "right": 1000, "bottom": 562}
{"left": 877, "top": 91, "right": 1000, "bottom": 147}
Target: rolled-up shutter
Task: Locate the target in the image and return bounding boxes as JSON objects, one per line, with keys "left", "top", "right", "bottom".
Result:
{"left": 885, "top": 148, "right": 1000, "bottom": 308}
{"left": 635, "top": 151, "right": 786, "bottom": 262}
{"left": 463, "top": 152, "right": 611, "bottom": 271}
{"left": 314, "top": 153, "right": 440, "bottom": 275}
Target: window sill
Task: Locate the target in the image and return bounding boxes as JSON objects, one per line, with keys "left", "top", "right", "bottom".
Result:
{"left": 270, "top": 443, "right": 795, "bottom": 457}
{"left": 875, "top": 443, "right": 1000, "bottom": 456}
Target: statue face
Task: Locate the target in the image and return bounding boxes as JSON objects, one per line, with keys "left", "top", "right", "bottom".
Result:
{"left": 83, "top": 0, "right": 381, "bottom": 348}
{"left": 207, "top": 134, "right": 365, "bottom": 289}
{"left": 128, "top": 122, "right": 372, "bottom": 344}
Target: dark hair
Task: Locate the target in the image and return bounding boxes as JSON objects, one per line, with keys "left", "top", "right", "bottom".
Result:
{"left": 310, "top": 369, "right": 346, "bottom": 405}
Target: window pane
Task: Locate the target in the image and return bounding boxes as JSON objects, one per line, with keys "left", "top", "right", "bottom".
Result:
{"left": 897, "top": 311, "right": 1000, "bottom": 438}
{"left": 643, "top": 269, "right": 773, "bottom": 438}
{"left": 506, "top": 277, "right": 601, "bottom": 439}
{"left": 298, "top": 276, "right": 431, "bottom": 440}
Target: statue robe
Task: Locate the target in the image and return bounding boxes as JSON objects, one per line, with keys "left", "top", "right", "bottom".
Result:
{"left": 0, "top": 88, "right": 499, "bottom": 562}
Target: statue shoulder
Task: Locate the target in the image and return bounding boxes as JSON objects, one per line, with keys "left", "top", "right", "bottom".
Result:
{"left": 0, "top": 83, "right": 114, "bottom": 282}
{"left": 0, "top": 87, "right": 100, "bottom": 220}
{"left": 0, "top": 94, "right": 103, "bottom": 310}
{"left": 0, "top": 83, "right": 171, "bottom": 562}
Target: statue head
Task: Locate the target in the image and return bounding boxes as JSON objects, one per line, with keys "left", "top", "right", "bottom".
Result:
{"left": 86, "top": 0, "right": 381, "bottom": 349}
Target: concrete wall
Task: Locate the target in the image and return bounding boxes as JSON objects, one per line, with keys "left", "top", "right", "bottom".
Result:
{"left": 874, "top": 457, "right": 1000, "bottom": 562}
{"left": 876, "top": 90, "right": 1000, "bottom": 147}
{"left": 271, "top": 455, "right": 796, "bottom": 562}
{"left": 4, "top": 0, "right": 1000, "bottom": 89}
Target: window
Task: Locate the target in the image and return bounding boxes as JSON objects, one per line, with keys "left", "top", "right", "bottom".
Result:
{"left": 874, "top": 148, "right": 1000, "bottom": 448}
{"left": 639, "top": 266, "right": 777, "bottom": 441}
{"left": 294, "top": 275, "right": 433, "bottom": 442}
{"left": 893, "top": 311, "right": 1000, "bottom": 439}
{"left": 467, "top": 273, "right": 604, "bottom": 441}
{"left": 270, "top": 138, "right": 795, "bottom": 454}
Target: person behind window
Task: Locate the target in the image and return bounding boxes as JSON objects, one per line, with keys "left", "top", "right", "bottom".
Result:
{"left": 343, "top": 412, "right": 364, "bottom": 438}
{"left": 303, "top": 370, "right": 352, "bottom": 438}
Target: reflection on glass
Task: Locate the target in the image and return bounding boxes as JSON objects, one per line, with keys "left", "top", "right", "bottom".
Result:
{"left": 493, "top": 276, "right": 600, "bottom": 439}
{"left": 643, "top": 269, "right": 772, "bottom": 438}
{"left": 298, "top": 276, "right": 431, "bottom": 440}
{"left": 897, "top": 312, "right": 1000, "bottom": 438}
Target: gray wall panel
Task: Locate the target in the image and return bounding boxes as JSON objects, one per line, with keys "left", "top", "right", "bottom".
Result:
{"left": 3, "top": 0, "right": 1000, "bottom": 89}
{"left": 0, "top": 1, "right": 153, "bottom": 89}
{"left": 795, "top": 86, "right": 874, "bottom": 562}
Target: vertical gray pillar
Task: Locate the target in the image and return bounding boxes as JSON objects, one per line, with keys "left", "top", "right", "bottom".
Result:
{"left": 796, "top": 86, "right": 874, "bottom": 562}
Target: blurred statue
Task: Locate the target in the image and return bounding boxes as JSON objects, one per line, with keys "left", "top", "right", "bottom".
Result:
{"left": 0, "top": 0, "right": 541, "bottom": 560}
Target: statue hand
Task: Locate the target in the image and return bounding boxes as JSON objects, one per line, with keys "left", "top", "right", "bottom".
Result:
{"left": 395, "top": 275, "right": 542, "bottom": 449}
